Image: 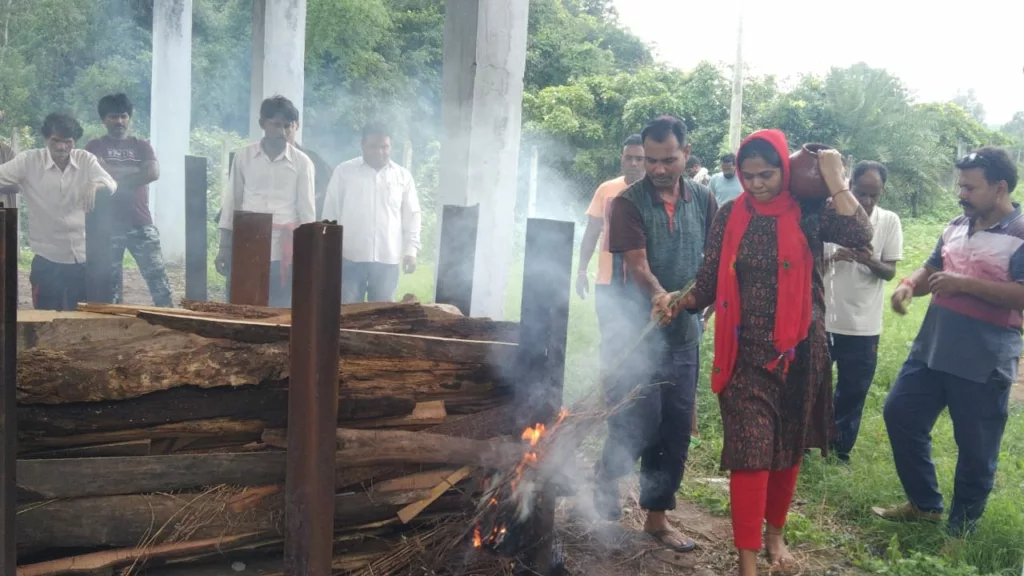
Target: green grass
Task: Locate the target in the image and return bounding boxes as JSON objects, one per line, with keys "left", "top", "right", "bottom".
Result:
{"left": 675, "top": 218, "right": 1024, "bottom": 575}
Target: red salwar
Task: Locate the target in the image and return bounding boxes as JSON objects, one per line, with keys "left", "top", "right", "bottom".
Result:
{"left": 729, "top": 461, "right": 801, "bottom": 550}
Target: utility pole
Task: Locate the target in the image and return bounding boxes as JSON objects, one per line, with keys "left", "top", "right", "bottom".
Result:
{"left": 728, "top": 0, "right": 744, "bottom": 153}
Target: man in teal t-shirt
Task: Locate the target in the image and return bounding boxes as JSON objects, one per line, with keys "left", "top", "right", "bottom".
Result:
{"left": 708, "top": 153, "right": 743, "bottom": 204}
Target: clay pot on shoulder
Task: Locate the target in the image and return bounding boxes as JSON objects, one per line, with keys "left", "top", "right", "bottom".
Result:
{"left": 789, "top": 143, "right": 833, "bottom": 199}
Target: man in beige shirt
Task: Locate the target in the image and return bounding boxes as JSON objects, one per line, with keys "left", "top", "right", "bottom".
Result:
{"left": 0, "top": 113, "right": 115, "bottom": 310}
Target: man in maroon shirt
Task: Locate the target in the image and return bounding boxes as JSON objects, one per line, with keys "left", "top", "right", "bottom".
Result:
{"left": 86, "top": 93, "right": 172, "bottom": 307}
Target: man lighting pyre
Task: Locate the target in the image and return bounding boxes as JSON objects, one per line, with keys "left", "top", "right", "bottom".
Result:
{"left": 593, "top": 115, "right": 718, "bottom": 553}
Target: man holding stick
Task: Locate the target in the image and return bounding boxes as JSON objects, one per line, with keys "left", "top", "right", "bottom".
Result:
{"left": 594, "top": 116, "right": 717, "bottom": 552}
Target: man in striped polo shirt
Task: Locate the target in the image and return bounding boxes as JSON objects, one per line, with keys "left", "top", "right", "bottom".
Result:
{"left": 874, "top": 147, "right": 1023, "bottom": 536}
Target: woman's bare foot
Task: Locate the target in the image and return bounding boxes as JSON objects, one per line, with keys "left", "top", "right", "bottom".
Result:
{"left": 737, "top": 549, "right": 758, "bottom": 576}
{"left": 764, "top": 525, "right": 797, "bottom": 572}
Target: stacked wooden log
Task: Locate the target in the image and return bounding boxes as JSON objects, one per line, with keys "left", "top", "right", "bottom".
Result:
{"left": 12, "top": 300, "right": 525, "bottom": 575}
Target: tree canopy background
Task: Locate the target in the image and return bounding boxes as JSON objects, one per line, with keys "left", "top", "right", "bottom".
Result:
{"left": 0, "top": 0, "right": 1020, "bottom": 229}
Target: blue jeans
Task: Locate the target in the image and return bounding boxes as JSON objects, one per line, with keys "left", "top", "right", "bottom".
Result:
{"left": 828, "top": 333, "right": 880, "bottom": 460}
{"left": 341, "top": 259, "right": 400, "bottom": 304}
{"left": 599, "top": 345, "right": 699, "bottom": 511}
{"left": 883, "top": 358, "right": 1011, "bottom": 533}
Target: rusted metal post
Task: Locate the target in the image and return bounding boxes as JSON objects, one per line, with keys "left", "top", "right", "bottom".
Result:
{"left": 185, "top": 155, "right": 208, "bottom": 302}
{"left": 284, "top": 222, "right": 342, "bottom": 575}
{"left": 435, "top": 204, "right": 479, "bottom": 316}
{"left": 228, "top": 210, "right": 272, "bottom": 306}
{"left": 0, "top": 206, "right": 18, "bottom": 576}
{"left": 85, "top": 189, "right": 114, "bottom": 303}
{"left": 515, "top": 218, "right": 573, "bottom": 575}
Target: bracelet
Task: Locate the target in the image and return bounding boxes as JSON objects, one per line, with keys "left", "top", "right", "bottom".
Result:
{"left": 899, "top": 278, "right": 915, "bottom": 290}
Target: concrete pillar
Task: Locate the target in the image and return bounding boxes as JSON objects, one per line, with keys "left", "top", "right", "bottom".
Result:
{"left": 436, "top": 0, "right": 530, "bottom": 320}
{"left": 150, "top": 0, "right": 193, "bottom": 262}
{"left": 249, "top": 0, "right": 307, "bottom": 143}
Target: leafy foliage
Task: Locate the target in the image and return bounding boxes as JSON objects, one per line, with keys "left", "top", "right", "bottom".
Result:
{"left": 0, "top": 0, "right": 1018, "bottom": 223}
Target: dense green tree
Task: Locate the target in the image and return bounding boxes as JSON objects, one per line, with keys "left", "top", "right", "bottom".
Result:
{"left": 0, "top": 0, "right": 1008, "bottom": 222}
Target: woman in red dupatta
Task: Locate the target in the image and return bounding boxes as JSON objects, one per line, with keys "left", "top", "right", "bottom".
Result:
{"left": 675, "top": 130, "right": 872, "bottom": 575}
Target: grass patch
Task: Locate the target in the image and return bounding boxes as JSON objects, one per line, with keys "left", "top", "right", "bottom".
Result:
{"left": 677, "top": 218, "right": 1024, "bottom": 575}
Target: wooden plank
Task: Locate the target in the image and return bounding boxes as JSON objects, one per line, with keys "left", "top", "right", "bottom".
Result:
{"left": 15, "top": 488, "right": 468, "bottom": 549}
{"left": 134, "top": 310, "right": 517, "bottom": 364}
{"left": 16, "top": 453, "right": 287, "bottom": 500}
{"left": 345, "top": 401, "right": 447, "bottom": 430}
{"left": 263, "top": 427, "right": 522, "bottom": 469}
{"left": 19, "top": 439, "right": 151, "bottom": 460}
{"left": 18, "top": 385, "right": 418, "bottom": 439}
{"left": 16, "top": 312, "right": 136, "bottom": 352}
{"left": 18, "top": 419, "right": 266, "bottom": 451}
{"left": 229, "top": 211, "right": 272, "bottom": 306}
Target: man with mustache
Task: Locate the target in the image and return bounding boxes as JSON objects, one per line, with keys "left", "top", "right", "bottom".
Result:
{"left": 216, "top": 96, "right": 316, "bottom": 307}
{"left": 86, "top": 93, "right": 173, "bottom": 307}
{"left": 875, "top": 147, "right": 1022, "bottom": 536}
{"left": 594, "top": 115, "right": 717, "bottom": 553}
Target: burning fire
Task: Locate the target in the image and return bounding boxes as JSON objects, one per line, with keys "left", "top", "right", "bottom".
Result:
{"left": 521, "top": 423, "right": 545, "bottom": 446}
{"left": 470, "top": 408, "right": 572, "bottom": 554}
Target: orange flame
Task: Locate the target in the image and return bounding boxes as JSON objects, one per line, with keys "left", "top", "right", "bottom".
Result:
{"left": 521, "top": 423, "right": 546, "bottom": 447}
{"left": 472, "top": 526, "right": 482, "bottom": 548}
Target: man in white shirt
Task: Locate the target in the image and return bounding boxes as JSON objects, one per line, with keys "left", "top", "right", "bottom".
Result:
{"left": 685, "top": 156, "right": 710, "bottom": 186}
{"left": 824, "top": 160, "right": 903, "bottom": 463}
{"left": 0, "top": 112, "right": 116, "bottom": 310}
{"left": 216, "top": 96, "right": 316, "bottom": 307}
{"left": 322, "top": 122, "right": 421, "bottom": 303}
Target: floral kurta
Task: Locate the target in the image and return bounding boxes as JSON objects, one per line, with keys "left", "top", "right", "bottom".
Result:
{"left": 691, "top": 198, "right": 872, "bottom": 470}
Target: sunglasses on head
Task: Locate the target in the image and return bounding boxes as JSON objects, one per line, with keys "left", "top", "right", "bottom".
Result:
{"left": 960, "top": 151, "right": 991, "bottom": 167}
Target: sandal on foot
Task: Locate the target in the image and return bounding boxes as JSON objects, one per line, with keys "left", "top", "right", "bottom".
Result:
{"left": 646, "top": 529, "right": 696, "bottom": 553}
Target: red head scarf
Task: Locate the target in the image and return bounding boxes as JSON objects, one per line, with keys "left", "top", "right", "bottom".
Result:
{"left": 710, "top": 129, "right": 813, "bottom": 394}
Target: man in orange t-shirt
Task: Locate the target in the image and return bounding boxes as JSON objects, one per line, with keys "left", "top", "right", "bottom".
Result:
{"left": 576, "top": 134, "right": 645, "bottom": 357}
{"left": 577, "top": 135, "right": 645, "bottom": 299}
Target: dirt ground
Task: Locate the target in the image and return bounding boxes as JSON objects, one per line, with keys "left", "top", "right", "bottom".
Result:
{"left": 554, "top": 478, "right": 854, "bottom": 576}
{"left": 15, "top": 264, "right": 224, "bottom": 310}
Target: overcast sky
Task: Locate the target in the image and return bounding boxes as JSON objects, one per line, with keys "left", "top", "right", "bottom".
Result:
{"left": 612, "top": 0, "right": 1024, "bottom": 126}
